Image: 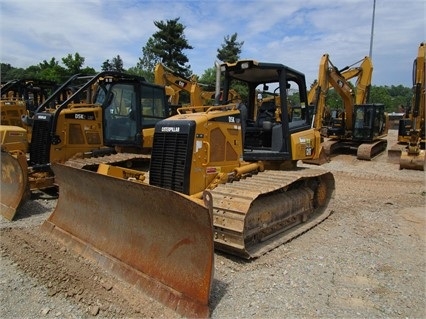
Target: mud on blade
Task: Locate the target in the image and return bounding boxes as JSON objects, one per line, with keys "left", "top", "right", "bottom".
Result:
{"left": 43, "top": 163, "right": 214, "bottom": 318}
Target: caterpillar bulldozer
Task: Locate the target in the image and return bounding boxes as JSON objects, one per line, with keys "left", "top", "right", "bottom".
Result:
{"left": 388, "top": 42, "right": 425, "bottom": 170}
{"left": 44, "top": 59, "right": 335, "bottom": 317}
{"left": 1, "top": 78, "right": 57, "bottom": 144}
{"left": 1, "top": 71, "right": 171, "bottom": 220}
{"left": 309, "top": 54, "right": 388, "bottom": 160}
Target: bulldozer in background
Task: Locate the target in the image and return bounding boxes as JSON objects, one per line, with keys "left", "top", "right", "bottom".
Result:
{"left": 44, "top": 59, "right": 335, "bottom": 317}
{"left": 1, "top": 71, "right": 171, "bottom": 220}
{"left": 387, "top": 42, "right": 425, "bottom": 170}
{"left": 1, "top": 74, "right": 95, "bottom": 220}
{"left": 1, "top": 78, "right": 57, "bottom": 144}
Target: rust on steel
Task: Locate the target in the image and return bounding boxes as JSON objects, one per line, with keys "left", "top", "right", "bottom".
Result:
{"left": 1, "top": 150, "right": 28, "bottom": 221}
{"left": 42, "top": 163, "right": 214, "bottom": 318}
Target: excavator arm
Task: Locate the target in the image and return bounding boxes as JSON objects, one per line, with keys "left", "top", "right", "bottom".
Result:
{"left": 154, "top": 63, "right": 204, "bottom": 106}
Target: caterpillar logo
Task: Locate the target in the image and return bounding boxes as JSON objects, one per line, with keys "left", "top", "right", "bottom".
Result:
{"left": 161, "top": 126, "right": 180, "bottom": 133}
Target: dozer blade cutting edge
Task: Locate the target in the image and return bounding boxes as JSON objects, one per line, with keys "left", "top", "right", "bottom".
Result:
{"left": 42, "top": 163, "right": 214, "bottom": 318}
{"left": 1, "top": 150, "right": 29, "bottom": 221}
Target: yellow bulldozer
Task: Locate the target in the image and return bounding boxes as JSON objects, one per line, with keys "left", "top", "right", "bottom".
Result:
{"left": 388, "top": 42, "right": 425, "bottom": 170}
{"left": 44, "top": 59, "right": 335, "bottom": 317}
{"left": 1, "top": 78, "right": 57, "bottom": 144}
{"left": 1, "top": 71, "right": 171, "bottom": 220}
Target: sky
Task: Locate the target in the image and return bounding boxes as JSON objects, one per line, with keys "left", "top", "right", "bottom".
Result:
{"left": 0, "top": 0, "right": 424, "bottom": 87}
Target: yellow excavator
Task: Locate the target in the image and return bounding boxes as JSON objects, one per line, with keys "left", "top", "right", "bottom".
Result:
{"left": 308, "top": 55, "right": 374, "bottom": 135}
{"left": 1, "top": 71, "right": 171, "bottom": 220}
{"left": 44, "top": 59, "right": 335, "bottom": 317}
{"left": 154, "top": 62, "right": 241, "bottom": 108}
{"left": 309, "top": 54, "right": 388, "bottom": 160}
{"left": 388, "top": 42, "right": 425, "bottom": 170}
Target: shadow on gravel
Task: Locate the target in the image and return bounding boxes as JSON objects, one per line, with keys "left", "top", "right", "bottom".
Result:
{"left": 209, "top": 251, "right": 252, "bottom": 312}
{"left": 13, "top": 188, "right": 58, "bottom": 221}
{"left": 209, "top": 278, "right": 229, "bottom": 312}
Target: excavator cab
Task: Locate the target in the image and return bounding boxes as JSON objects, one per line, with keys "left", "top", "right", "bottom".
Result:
{"left": 352, "top": 103, "right": 387, "bottom": 141}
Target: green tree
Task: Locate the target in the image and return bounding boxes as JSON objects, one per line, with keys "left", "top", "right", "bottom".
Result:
{"left": 101, "top": 55, "right": 125, "bottom": 72}
{"left": 127, "top": 66, "right": 154, "bottom": 83}
{"left": 62, "top": 52, "right": 96, "bottom": 76}
{"left": 217, "top": 33, "right": 244, "bottom": 63}
{"left": 37, "top": 58, "right": 67, "bottom": 82}
{"left": 1, "top": 63, "right": 26, "bottom": 81}
{"left": 137, "top": 38, "right": 161, "bottom": 76}
{"left": 140, "top": 18, "right": 193, "bottom": 77}
{"left": 62, "top": 53, "right": 85, "bottom": 74}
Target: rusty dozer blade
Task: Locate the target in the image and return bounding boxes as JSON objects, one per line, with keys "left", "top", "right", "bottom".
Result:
{"left": 42, "top": 163, "right": 214, "bottom": 318}
{"left": 1, "top": 149, "right": 29, "bottom": 221}
{"left": 211, "top": 169, "right": 335, "bottom": 259}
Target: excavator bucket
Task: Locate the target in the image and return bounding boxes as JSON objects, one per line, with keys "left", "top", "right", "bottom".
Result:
{"left": 42, "top": 163, "right": 214, "bottom": 318}
{"left": 400, "top": 149, "right": 425, "bottom": 171}
{"left": 1, "top": 150, "right": 28, "bottom": 221}
{"left": 387, "top": 145, "right": 404, "bottom": 163}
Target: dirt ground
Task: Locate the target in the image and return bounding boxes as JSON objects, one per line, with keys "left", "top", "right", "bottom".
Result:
{"left": 1, "top": 129, "right": 425, "bottom": 319}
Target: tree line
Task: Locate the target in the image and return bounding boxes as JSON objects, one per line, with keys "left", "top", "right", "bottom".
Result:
{"left": 1, "top": 17, "right": 412, "bottom": 113}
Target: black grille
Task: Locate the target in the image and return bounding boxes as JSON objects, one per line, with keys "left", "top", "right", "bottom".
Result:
{"left": 149, "top": 121, "right": 195, "bottom": 194}
{"left": 29, "top": 113, "right": 54, "bottom": 165}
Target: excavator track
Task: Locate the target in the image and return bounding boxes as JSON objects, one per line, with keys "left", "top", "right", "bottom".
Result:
{"left": 322, "top": 139, "right": 345, "bottom": 156}
{"left": 356, "top": 139, "right": 388, "bottom": 160}
{"left": 322, "top": 138, "right": 387, "bottom": 161}
{"left": 210, "top": 168, "right": 335, "bottom": 259}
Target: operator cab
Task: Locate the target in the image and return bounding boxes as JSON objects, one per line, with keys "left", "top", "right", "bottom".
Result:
{"left": 220, "top": 60, "right": 312, "bottom": 161}
{"left": 95, "top": 74, "right": 169, "bottom": 149}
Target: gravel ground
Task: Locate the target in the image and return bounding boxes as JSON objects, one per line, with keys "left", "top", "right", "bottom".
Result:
{"left": 1, "top": 129, "right": 425, "bottom": 318}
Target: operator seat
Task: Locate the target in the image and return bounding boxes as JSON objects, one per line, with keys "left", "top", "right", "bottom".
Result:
{"left": 256, "top": 101, "right": 276, "bottom": 128}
